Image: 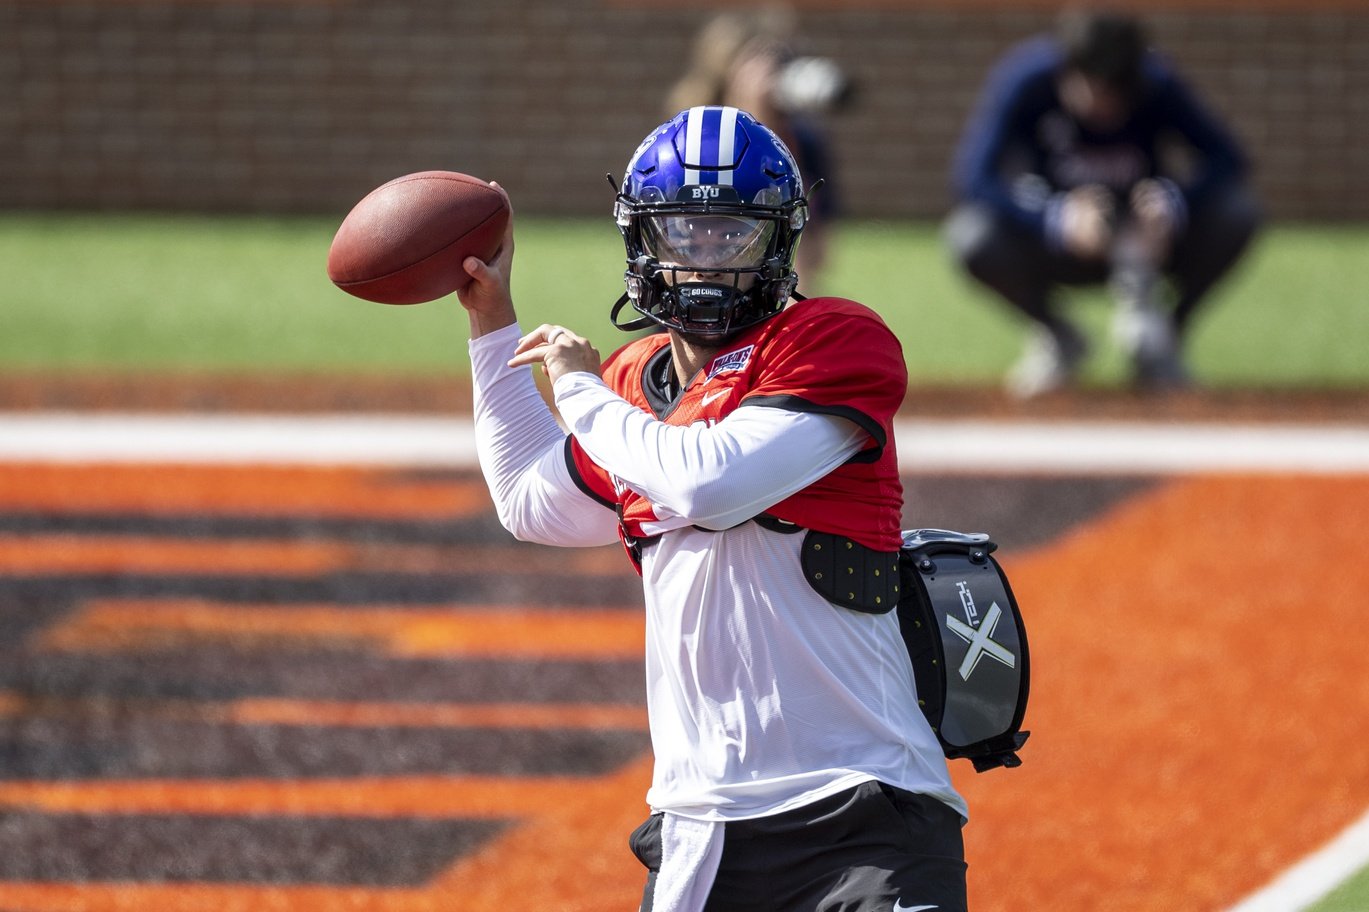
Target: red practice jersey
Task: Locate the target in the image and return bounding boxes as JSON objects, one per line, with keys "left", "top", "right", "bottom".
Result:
{"left": 566, "top": 297, "right": 908, "bottom": 553}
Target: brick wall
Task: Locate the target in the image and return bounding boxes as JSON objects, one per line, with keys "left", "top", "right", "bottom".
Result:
{"left": 2, "top": 0, "right": 1366, "bottom": 220}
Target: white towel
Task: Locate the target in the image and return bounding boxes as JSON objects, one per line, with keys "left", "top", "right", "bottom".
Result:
{"left": 651, "top": 813, "right": 724, "bottom": 912}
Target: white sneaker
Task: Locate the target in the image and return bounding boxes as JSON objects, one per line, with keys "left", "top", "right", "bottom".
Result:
{"left": 1005, "top": 324, "right": 1088, "bottom": 399}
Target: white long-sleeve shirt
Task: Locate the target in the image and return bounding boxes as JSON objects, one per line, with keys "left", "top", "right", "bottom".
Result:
{"left": 469, "top": 323, "right": 964, "bottom": 822}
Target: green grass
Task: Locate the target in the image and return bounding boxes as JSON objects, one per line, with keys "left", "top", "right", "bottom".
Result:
{"left": 1308, "top": 862, "right": 1369, "bottom": 912}
{"left": 2, "top": 212, "right": 1367, "bottom": 387}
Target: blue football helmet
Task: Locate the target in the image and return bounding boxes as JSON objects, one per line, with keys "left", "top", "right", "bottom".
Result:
{"left": 613, "top": 106, "right": 808, "bottom": 339}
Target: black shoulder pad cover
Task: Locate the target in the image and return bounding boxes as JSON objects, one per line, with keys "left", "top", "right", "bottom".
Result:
{"left": 898, "top": 529, "right": 1031, "bottom": 772}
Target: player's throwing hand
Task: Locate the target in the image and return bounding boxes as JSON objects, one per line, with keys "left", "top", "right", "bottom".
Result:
{"left": 455, "top": 182, "right": 518, "bottom": 337}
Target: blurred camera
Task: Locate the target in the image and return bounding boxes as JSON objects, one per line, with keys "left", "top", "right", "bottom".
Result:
{"left": 773, "top": 56, "right": 855, "bottom": 114}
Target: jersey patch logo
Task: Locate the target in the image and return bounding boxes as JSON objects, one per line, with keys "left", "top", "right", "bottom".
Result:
{"left": 705, "top": 345, "right": 754, "bottom": 380}
{"left": 700, "top": 389, "right": 730, "bottom": 408}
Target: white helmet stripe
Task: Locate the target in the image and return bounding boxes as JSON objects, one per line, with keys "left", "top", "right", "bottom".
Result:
{"left": 684, "top": 106, "right": 706, "bottom": 186}
{"left": 716, "top": 106, "right": 739, "bottom": 186}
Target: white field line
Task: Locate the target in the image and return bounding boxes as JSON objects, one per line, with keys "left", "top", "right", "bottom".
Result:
{"left": 0, "top": 413, "right": 480, "bottom": 466}
{"left": 1, "top": 413, "right": 1368, "bottom": 473}
{"left": 1222, "top": 807, "right": 1369, "bottom": 912}
{"left": 894, "top": 419, "right": 1369, "bottom": 474}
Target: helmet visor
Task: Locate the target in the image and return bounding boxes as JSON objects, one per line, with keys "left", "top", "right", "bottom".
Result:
{"left": 641, "top": 215, "right": 776, "bottom": 271}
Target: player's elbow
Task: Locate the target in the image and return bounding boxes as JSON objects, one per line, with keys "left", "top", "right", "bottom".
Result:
{"left": 492, "top": 502, "right": 534, "bottom": 542}
{"left": 488, "top": 490, "right": 551, "bottom": 545}
{"left": 492, "top": 488, "right": 618, "bottom": 548}
{"left": 495, "top": 509, "right": 563, "bottom": 547}
{"left": 657, "top": 473, "right": 751, "bottom": 528}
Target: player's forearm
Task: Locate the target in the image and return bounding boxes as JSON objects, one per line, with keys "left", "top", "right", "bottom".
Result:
{"left": 553, "top": 373, "right": 864, "bottom": 529}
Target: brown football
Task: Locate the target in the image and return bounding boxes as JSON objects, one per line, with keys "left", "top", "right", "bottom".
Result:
{"left": 327, "top": 171, "right": 509, "bottom": 305}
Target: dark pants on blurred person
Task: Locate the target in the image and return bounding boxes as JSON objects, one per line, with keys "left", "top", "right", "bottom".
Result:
{"left": 943, "top": 181, "right": 1261, "bottom": 342}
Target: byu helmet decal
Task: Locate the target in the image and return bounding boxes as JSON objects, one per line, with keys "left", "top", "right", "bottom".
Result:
{"left": 613, "top": 107, "right": 808, "bottom": 339}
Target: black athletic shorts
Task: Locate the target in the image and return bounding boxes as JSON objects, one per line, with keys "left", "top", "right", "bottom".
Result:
{"left": 629, "top": 780, "right": 968, "bottom": 912}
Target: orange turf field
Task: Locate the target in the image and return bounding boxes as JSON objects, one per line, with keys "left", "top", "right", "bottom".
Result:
{"left": 0, "top": 464, "right": 1365, "bottom": 911}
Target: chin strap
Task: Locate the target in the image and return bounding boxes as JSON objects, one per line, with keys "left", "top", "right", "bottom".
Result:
{"left": 607, "top": 276, "right": 799, "bottom": 336}
{"left": 610, "top": 285, "right": 805, "bottom": 336}
{"left": 610, "top": 292, "right": 660, "bottom": 332}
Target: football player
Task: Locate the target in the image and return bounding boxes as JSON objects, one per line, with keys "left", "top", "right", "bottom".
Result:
{"left": 457, "top": 106, "right": 967, "bottom": 912}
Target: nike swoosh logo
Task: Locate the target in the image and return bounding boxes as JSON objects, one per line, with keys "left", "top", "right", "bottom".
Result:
{"left": 700, "top": 389, "right": 729, "bottom": 407}
{"left": 892, "top": 904, "right": 939, "bottom": 912}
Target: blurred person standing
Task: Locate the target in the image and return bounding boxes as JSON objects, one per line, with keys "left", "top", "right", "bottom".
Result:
{"left": 945, "top": 9, "right": 1260, "bottom": 398}
{"left": 668, "top": 8, "right": 851, "bottom": 294}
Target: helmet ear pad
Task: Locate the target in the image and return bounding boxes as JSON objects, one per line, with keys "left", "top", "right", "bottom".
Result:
{"left": 615, "top": 106, "right": 808, "bottom": 339}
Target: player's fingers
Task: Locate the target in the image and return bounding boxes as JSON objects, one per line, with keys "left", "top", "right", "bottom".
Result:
{"left": 493, "top": 211, "right": 516, "bottom": 271}
{"left": 507, "top": 347, "right": 546, "bottom": 369}
{"left": 546, "top": 326, "right": 590, "bottom": 350}
{"left": 512, "top": 323, "right": 566, "bottom": 357}
{"left": 487, "top": 180, "right": 515, "bottom": 238}
{"left": 508, "top": 331, "right": 554, "bottom": 368}
{"left": 515, "top": 323, "right": 555, "bottom": 347}
{"left": 454, "top": 183, "right": 515, "bottom": 283}
{"left": 491, "top": 181, "right": 514, "bottom": 217}
{"left": 463, "top": 255, "right": 491, "bottom": 283}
